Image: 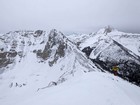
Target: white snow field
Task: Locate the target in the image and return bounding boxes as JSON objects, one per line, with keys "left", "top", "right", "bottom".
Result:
{"left": 0, "top": 72, "right": 140, "bottom": 105}
{"left": 0, "top": 29, "right": 140, "bottom": 105}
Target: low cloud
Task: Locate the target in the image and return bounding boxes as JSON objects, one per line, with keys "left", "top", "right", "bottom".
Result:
{"left": 0, "top": 0, "right": 140, "bottom": 34}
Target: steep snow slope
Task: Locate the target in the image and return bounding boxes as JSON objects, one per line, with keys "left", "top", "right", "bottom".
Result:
{"left": 67, "top": 33, "right": 91, "bottom": 46}
{"left": 0, "top": 28, "right": 140, "bottom": 105}
{"left": 108, "top": 32, "right": 140, "bottom": 56}
{"left": 0, "top": 29, "right": 99, "bottom": 105}
{"left": 1, "top": 72, "right": 140, "bottom": 105}
{"left": 79, "top": 27, "right": 140, "bottom": 56}
{"left": 0, "top": 30, "right": 47, "bottom": 73}
{"left": 72, "top": 27, "right": 140, "bottom": 85}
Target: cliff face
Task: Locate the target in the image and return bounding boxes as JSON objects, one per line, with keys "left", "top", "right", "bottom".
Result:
{"left": 77, "top": 27, "right": 140, "bottom": 85}
{"left": 0, "top": 30, "right": 46, "bottom": 73}
{"left": 0, "top": 29, "right": 97, "bottom": 92}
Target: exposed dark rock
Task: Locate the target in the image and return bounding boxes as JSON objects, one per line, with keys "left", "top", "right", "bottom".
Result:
{"left": 36, "top": 29, "right": 67, "bottom": 66}
{"left": 8, "top": 51, "right": 17, "bottom": 57}
{"left": 104, "top": 26, "right": 114, "bottom": 35}
{"left": 82, "top": 40, "right": 140, "bottom": 86}
{"left": 92, "top": 58, "right": 140, "bottom": 85}
{"left": 0, "top": 48, "right": 4, "bottom": 51}
{"left": 82, "top": 46, "right": 93, "bottom": 56}
{"left": 34, "top": 30, "right": 43, "bottom": 37}
{"left": 0, "top": 51, "right": 17, "bottom": 70}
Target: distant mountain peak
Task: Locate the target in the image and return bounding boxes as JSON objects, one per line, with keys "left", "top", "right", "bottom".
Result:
{"left": 96, "top": 26, "right": 117, "bottom": 35}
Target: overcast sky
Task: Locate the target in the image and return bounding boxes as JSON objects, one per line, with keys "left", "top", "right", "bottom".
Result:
{"left": 0, "top": 0, "right": 140, "bottom": 34}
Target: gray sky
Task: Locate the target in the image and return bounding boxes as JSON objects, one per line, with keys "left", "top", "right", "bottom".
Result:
{"left": 0, "top": 0, "right": 140, "bottom": 34}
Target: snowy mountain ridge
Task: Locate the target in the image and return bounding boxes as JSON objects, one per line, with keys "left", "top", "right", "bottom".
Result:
{"left": 75, "top": 27, "right": 140, "bottom": 86}
{"left": 0, "top": 28, "right": 140, "bottom": 105}
{"left": 0, "top": 29, "right": 98, "bottom": 94}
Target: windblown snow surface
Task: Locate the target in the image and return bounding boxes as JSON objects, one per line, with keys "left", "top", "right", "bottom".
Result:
{"left": 0, "top": 72, "right": 140, "bottom": 105}
{"left": 0, "top": 29, "right": 140, "bottom": 105}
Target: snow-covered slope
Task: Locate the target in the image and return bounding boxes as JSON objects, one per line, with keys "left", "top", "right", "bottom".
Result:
{"left": 0, "top": 29, "right": 99, "bottom": 105}
{"left": 67, "top": 33, "right": 91, "bottom": 47}
{"left": 75, "top": 26, "right": 140, "bottom": 85}
{"left": 1, "top": 72, "right": 140, "bottom": 105}
{"left": 80, "top": 26, "right": 140, "bottom": 56}
{"left": 0, "top": 28, "right": 140, "bottom": 105}
{"left": 0, "top": 30, "right": 47, "bottom": 73}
